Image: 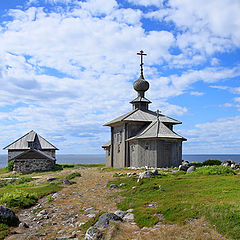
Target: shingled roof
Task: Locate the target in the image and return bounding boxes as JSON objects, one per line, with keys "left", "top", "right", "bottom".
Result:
{"left": 127, "top": 118, "right": 186, "bottom": 141}
{"left": 104, "top": 109, "right": 181, "bottom": 126}
{"left": 9, "top": 148, "right": 55, "bottom": 161}
{"left": 3, "top": 130, "right": 58, "bottom": 150}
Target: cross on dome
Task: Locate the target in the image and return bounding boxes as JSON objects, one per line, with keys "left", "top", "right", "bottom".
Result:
{"left": 137, "top": 50, "right": 147, "bottom": 77}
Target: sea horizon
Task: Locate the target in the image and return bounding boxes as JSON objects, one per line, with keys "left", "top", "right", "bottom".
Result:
{"left": 0, "top": 153, "right": 239, "bottom": 169}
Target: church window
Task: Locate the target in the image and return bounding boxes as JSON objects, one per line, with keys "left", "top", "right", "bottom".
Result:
{"left": 117, "top": 132, "right": 122, "bottom": 143}
{"left": 131, "top": 143, "right": 135, "bottom": 151}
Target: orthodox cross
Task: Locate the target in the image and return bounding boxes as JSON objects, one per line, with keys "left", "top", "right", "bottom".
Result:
{"left": 137, "top": 50, "right": 147, "bottom": 76}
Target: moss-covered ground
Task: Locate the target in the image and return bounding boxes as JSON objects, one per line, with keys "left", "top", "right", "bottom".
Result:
{"left": 110, "top": 167, "right": 240, "bottom": 240}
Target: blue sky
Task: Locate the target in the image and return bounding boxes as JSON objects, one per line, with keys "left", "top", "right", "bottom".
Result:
{"left": 0, "top": 0, "right": 240, "bottom": 154}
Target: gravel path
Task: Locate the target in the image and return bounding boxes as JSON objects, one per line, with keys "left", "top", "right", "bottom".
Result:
{"left": 5, "top": 167, "right": 228, "bottom": 240}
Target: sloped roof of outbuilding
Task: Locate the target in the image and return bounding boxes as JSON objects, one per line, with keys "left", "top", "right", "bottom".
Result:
{"left": 104, "top": 109, "right": 181, "bottom": 126}
{"left": 126, "top": 119, "right": 186, "bottom": 141}
{"left": 9, "top": 148, "right": 55, "bottom": 161}
{"left": 3, "top": 130, "right": 59, "bottom": 150}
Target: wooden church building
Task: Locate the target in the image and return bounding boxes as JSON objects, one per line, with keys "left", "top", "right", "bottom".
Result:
{"left": 102, "top": 51, "right": 186, "bottom": 168}
{"left": 3, "top": 130, "right": 58, "bottom": 173}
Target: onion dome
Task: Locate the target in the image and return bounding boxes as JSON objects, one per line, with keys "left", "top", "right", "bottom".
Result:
{"left": 133, "top": 75, "right": 149, "bottom": 92}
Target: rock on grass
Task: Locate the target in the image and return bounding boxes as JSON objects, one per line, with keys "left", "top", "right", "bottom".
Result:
{"left": 0, "top": 205, "right": 20, "bottom": 226}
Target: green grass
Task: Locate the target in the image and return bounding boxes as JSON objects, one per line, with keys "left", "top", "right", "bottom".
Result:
{"left": 65, "top": 172, "right": 82, "bottom": 180}
{"left": 191, "top": 166, "right": 235, "bottom": 175}
{"left": 0, "top": 223, "right": 9, "bottom": 240}
{"left": 110, "top": 167, "right": 240, "bottom": 239}
{"left": 0, "top": 167, "right": 8, "bottom": 174}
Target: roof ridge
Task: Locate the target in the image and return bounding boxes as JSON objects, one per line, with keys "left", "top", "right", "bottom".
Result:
{"left": 37, "top": 134, "right": 59, "bottom": 150}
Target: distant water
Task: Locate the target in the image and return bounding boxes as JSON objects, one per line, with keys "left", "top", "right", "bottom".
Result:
{"left": 0, "top": 154, "right": 239, "bottom": 169}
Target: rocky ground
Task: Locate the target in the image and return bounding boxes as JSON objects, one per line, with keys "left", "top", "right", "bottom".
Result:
{"left": 5, "top": 167, "right": 228, "bottom": 240}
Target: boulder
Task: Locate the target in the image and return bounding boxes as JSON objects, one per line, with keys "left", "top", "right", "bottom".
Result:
{"left": 151, "top": 169, "right": 158, "bottom": 175}
{"left": 179, "top": 165, "right": 189, "bottom": 171}
{"left": 139, "top": 171, "right": 153, "bottom": 179}
{"left": 94, "top": 213, "right": 122, "bottom": 228}
{"left": 182, "top": 161, "right": 189, "bottom": 166}
{"left": 114, "top": 210, "right": 126, "bottom": 219}
{"left": 123, "top": 213, "right": 134, "bottom": 222}
{"left": 187, "top": 166, "right": 196, "bottom": 173}
{"left": 0, "top": 205, "right": 20, "bottom": 226}
{"left": 222, "top": 160, "right": 235, "bottom": 167}
{"left": 231, "top": 164, "right": 236, "bottom": 169}
{"left": 63, "top": 180, "right": 71, "bottom": 185}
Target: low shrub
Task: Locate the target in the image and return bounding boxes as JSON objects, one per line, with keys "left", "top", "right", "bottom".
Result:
{"left": 192, "top": 166, "right": 235, "bottom": 176}
{"left": 51, "top": 164, "right": 63, "bottom": 171}
{"left": 61, "top": 164, "right": 75, "bottom": 168}
{"left": 65, "top": 172, "right": 81, "bottom": 180}
{"left": 7, "top": 161, "right": 14, "bottom": 172}
{"left": 202, "top": 159, "right": 222, "bottom": 166}
{"left": 0, "top": 190, "right": 38, "bottom": 209}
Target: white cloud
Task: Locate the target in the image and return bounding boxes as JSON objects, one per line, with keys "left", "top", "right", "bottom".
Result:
{"left": 234, "top": 97, "right": 240, "bottom": 103}
{"left": 79, "top": 0, "right": 118, "bottom": 16}
{"left": 210, "top": 58, "right": 219, "bottom": 66}
{"left": 145, "top": 0, "right": 240, "bottom": 59}
{"left": 148, "top": 66, "right": 240, "bottom": 99}
{"left": 190, "top": 91, "right": 204, "bottom": 96}
{"left": 127, "top": 0, "right": 164, "bottom": 7}
{"left": 0, "top": 0, "right": 240, "bottom": 153}
{"left": 183, "top": 116, "right": 240, "bottom": 153}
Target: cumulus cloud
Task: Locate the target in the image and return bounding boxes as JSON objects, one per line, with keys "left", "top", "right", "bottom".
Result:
{"left": 182, "top": 116, "right": 240, "bottom": 153}
{"left": 0, "top": 0, "right": 240, "bottom": 153}
{"left": 145, "top": 0, "right": 240, "bottom": 59}
{"left": 127, "top": 0, "right": 164, "bottom": 7}
{"left": 190, "top": 91, "right": 204, "bottom": 96}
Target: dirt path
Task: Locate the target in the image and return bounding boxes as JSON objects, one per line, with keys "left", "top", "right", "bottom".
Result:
{"left": 5, "top": 167, "right": 228, "bottom": 240}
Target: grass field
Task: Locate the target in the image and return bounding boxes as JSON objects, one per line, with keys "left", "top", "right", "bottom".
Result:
{"left": 110, "top": 166, "right": 240, "bottom": 240}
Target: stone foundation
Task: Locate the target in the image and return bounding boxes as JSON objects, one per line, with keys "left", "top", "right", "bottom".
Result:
{"left": 13, "top": 159, "right": 56, "bottom": 174}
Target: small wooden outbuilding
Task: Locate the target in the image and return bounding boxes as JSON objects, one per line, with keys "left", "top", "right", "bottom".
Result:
{"left": 3, "top": 130, "right": 58, "bottom": 173}
{"left": 102, "top": 51, "right": 187, "bottom": 168}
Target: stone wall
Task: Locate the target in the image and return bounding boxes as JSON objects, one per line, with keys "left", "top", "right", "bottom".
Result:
{"left": 13, "top": 159, "right": 56, "bottom": 174}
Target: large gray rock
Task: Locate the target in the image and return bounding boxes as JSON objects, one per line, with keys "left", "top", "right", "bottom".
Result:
{"left": 182, "top": 161, "right": 189, "bottom": 166}
{"left": 187, "top": 166, "right": 196, "bottom": 173}
{"left": 123, "top": 213, "right": 134, "bottom": 222}
{"left": 179, "top": 165, "right": 189, "bottom": 171}
{"left": 0, "top": 205, "right": 20, "bottom": 226}
{"left": 114, "top": 210, "right": 126, "bottom": 219}
{"left": 222, "top": 160, "right": 235, "bottom": 167}
{"left": 151, "top": 169, "right": 158, "bottom": 175}
{"left": 94, "top": 213, "right": 122, "bottom": 228}
{"left": 139, "top": 171, "right": 153, "bottom": 179}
